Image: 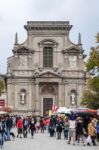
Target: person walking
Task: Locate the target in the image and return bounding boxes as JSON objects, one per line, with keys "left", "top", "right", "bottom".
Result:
{"left": 96, "top": 120, "right": 99, "bottom": 142}
{"left": 68, "top": 115, "right": 76, "bottom": 145}
{"left": 76, "top": 117, "right": 86, "bottom": 146}
{"left": 56, "top": 117, "right": 63, "bottom": 139}
{"left": 29, "top": 118, "right": 35, "bottom": 138}
{"left": 63, "top": 117, "right": 69, "bottom": 140}
{"left": 40, "top": 117, "right": 45, "bottom": 133}
{"left": 23, "top": 117, "right": 29, "bottom": 138}
{"left": 17, "top": 117, "right": 23, "bottom": 138}
{"left": 6, "top": 115, "right": 13, "bottom": 141}
{"left": 87, "top": 119, "right": 97, "bottom": 146}
{"left": 0, "top": 117, "right": 6, "bottom": 147}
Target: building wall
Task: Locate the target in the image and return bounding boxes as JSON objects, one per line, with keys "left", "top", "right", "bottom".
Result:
{"left": 6, "top": 21, "right": 86, "bottom": 115}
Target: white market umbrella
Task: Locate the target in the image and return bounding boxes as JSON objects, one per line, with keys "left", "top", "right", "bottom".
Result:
{"left": 57, "top": 107, "right": 71, "bottom": 114}
{"left": 0, "top": 111, "right": 8, "bottom": 115}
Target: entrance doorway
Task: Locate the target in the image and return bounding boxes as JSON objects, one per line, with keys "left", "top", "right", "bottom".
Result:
{"left": 43, "top": 98, "right": 53, "bottom": 116}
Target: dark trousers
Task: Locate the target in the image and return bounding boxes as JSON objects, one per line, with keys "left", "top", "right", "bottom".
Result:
{"left": 57, "top": 132, "right": 61, "bottom": 139}
{"left": 30, "top": 129, "right": 34, "bottom": 137}
{"left": 64, "top": 129, "right": 69, "bottom": 139}
{"left": 91, "top": 136, "right": 96, "bottom": 145}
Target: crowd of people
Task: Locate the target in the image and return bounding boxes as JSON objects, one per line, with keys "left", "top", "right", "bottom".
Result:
{"left": 0, "top": 113, "right": 99, "bottom": 148}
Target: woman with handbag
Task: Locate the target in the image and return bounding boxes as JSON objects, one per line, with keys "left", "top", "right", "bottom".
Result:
{"left": 87, "top": 119, "right": 97, "bottom": 146}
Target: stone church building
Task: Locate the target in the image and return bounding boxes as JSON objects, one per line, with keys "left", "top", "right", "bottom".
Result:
{"left": 6, "top": 21, "right": 86, "bottom": 115}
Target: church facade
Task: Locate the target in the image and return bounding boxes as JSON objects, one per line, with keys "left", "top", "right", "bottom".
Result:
{"left": 6, "top": 21, "right": 86, "bottom": 115}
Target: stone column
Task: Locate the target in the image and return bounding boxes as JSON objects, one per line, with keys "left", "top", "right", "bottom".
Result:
{"left": 39, "top": 46, "right": 43, "bottom": 68}
{"left": 64, "top": 83, "right": 69, "bottom": 107}
{"left": 58, "top": 83, "right": 62, "bottom": 107}
{"left": 28, "top": 84, "right": 32, "bottom": 109}
{"left": 75, "top": 80, "right": 78, "bottom": 108}
{"left": 14, "top": 84, "right": 18, "bottom": 109}
{"left": 64, "top": 54, "right": 68, "bottom": 69}
{"left": 78, "top": 83, "right": 82, "bottom": 107}
{"left": 35, "top": 82, "right": 39, "bottom": 111}
{"left": 53, "top": 47, "right": 57, "bottom": 68}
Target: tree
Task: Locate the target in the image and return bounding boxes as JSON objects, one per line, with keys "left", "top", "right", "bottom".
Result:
{"left": 81, "top": 35, "right": 99, "bottom": 109}
{"left": 86, "top": 47, "right": 99, "bottom": 74}
{"left": 96, "top": 33, "right": 99, "bottom": 43}
{"left": 0, "top": 79, "right": 4, "bottom": 96}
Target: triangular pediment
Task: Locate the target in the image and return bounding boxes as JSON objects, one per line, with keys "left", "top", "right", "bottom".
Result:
{"left": 38, "top": 71, "right": 61, "bottom": 78}
{"left": 62, "top": 45, "right": 83, "bottom": 54}
{"left": 13, "top": 45, "right": 34, "bottom": 54}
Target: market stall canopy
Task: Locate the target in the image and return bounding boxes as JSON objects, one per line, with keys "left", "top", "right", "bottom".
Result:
{"left": 56, "top": 107, "right": 71, "bottom": 114}
{"left": 0, "top": 111, "right": 8, "bottom": 115}
{"left": 75, "top": 108, "right": 97, "bottom": 114}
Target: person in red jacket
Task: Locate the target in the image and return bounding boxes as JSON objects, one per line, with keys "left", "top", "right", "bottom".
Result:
{"left": 17, "top": 117, "right": 23, "bottom": 138}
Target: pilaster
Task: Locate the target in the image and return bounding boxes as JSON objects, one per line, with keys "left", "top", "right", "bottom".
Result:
{"left": 35, "top": 83, "right": 39, "bottom": 111}
{"left": 58, "top": 82, "right": 62, "bottom": 107}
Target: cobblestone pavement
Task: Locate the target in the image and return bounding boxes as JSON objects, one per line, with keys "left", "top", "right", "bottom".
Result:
{"left": 2, "top": 129, "right": 99, "bottom": 150}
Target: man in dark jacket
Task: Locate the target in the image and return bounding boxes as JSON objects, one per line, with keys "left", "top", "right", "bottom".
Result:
{"left": 0, "top": 117, "right": 6, "bottom": 147}
{"left": 6, "top": 115, "right": 13, "bottom": 141}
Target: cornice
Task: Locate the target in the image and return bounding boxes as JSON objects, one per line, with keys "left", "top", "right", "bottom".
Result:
{"left": 24, "top": 21, "right": 72, "bottom": 32}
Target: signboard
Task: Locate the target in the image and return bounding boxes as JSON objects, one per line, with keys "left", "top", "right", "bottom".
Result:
{"left": 0, "top": 99, "right": 5, "bottom": 107}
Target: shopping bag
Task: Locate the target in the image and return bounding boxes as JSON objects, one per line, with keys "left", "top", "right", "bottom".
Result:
{"left": 86, "top": 135, "right": 92, "bottom": 145}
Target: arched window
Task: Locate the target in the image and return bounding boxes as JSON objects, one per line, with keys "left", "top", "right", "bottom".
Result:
{"left": 43, "top": 47, "right": 53, "bottom": 67}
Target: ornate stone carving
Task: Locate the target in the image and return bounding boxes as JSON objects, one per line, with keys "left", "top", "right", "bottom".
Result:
{"left": 41, "top": 84, "right": 56, "bottom": 95}
{"left": 19, "top": 56, "right": 27, "bottom": 66}
{"left": 69, "top": 56, "right": 77, "bottom": 68}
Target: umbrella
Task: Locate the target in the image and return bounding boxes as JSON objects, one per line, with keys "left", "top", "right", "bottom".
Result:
{"left": 56, "top": 107, "right": 71, "bottom": 114}
{"left": 75, "top": 108, "right": 97, "bottom": 114}
{"left": 55, "top": 113, "right": 66, "bottom": 117}
{"left": 0, "top": 111, "right": 8, "bottom": 115}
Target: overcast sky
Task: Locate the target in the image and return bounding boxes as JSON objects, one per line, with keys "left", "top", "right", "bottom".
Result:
{"left": 0, "top": 0, "right": 99, "bottom": 73}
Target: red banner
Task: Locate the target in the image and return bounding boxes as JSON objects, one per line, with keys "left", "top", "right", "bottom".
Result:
{"left": 0, "top": 99, "right": 5, "bottom": 107}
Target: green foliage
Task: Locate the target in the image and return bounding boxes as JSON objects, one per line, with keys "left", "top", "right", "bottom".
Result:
{"left": 89, "top": 76, "right": 99, "bottom": 92}
{"left": 0, "top": 79, "right": 4, "bottom": 96}
{"left": 96, "top": 33, "right": 99, "bottom": 43}
{"left": 81, "top": 90, "right": 99, "bottom": 109}
{"left": 86, "top": 49, "right": 99, "bottom": 72}
{"left": 81, "top": 41, "right": 99, "bottom": 109}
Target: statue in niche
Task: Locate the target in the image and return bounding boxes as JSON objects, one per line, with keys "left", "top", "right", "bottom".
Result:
{"left": 69, "top": 56, "right": 77, "bottom": 68}
{"left": 20, "top": 90, "right": 26, "bottom": 104}
{"left": 70, "top": 92, "right": 76, "bottom": 105}
{"left": 20, "top": 56, "right": 27, "bottom": 66}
